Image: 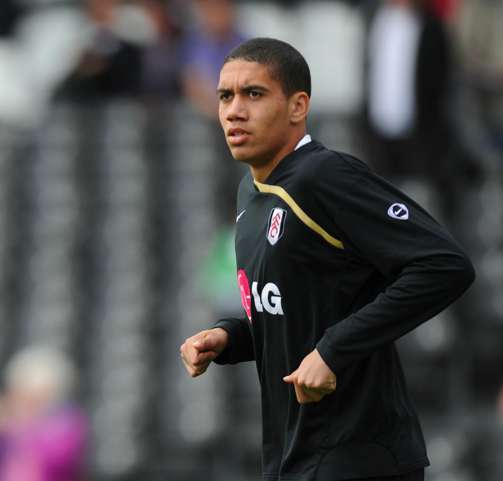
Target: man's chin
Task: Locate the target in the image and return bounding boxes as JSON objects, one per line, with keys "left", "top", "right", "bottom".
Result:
{"left": 229, "top": 146, "right": 255, "bottom": 165}
{"left": 228, "top": 145, "right": 269, "bottom": 168}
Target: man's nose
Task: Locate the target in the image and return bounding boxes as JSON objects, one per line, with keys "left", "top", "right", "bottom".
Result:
{"left": 226, "top": 96, "right": 248, "bottom": 121}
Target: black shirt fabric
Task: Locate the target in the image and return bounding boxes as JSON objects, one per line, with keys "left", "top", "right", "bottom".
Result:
{"left": 214, "top": 140, "right": 475, "bottom": 481}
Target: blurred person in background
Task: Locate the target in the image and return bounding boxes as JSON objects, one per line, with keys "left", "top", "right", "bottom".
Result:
{"left": 363, "top": 0, "right": 475, "bottom": 220}
{"left": 59, "top": 0, "right": 173, "bottom": 99}
{"left": 141, "top": 0, "right": 181, "bottom": 97}
{"left": 0, "top": 0, "right": 90, "bottom": 127}
{"left": 178, "top": 0, "right": 247, "bottom": 225}
{"left": 179, "top": 0, "right": 246, "bottom": 118}
{"left": 0, "top": 346, "right": 88, "bottom": 481}
{"left": 429, "top": 0, "right": 459, "bottom": 21}
{"left": 0, "top": 0, "right": 26, "bottom": 38}
{"left": 365, "top": 0, "right": 451, "bottom": 180}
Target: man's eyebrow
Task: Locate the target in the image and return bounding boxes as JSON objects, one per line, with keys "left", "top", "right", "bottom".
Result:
{"left": 216, "top": 85, "right": 270, "bottom": 95}
{"left": 241, "top": 85, "right": 269, "bottom": 93}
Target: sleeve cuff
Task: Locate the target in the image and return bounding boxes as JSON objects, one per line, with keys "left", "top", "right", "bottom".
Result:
{"left": 212, "top": 319, "right": 242, "bottom": 365}
{"left": 316, "top": 329, "right": 358, "bottom": 374}
{"left": 316, "top": 333, "right": 339, "bottom": 375}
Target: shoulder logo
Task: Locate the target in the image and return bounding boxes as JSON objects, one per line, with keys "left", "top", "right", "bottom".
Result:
{"left": 387, "top": 203, "right": 409, "bottom": 220}
{"left": 267, "top": 207, "right": 287, "bottom": 245}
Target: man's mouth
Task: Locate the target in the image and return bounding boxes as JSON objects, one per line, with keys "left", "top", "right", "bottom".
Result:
{"left": 228, "top": 128, "right": 250, "bottom": 146}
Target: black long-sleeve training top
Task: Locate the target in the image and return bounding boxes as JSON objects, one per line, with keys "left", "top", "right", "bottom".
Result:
{"left": 213, "top": 139, "right": 475, "bottom": 481}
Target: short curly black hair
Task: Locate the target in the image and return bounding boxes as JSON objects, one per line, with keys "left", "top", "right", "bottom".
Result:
{"left": 223, "top": 37, "right": 311, "bottom": 98}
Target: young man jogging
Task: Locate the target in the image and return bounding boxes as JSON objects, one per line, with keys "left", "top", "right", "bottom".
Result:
{"left": 180, "top": 38, "right": 475, "bottom": 481}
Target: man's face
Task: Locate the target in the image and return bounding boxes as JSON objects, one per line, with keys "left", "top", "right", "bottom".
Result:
{"left": 217, "top": 60, "right": 293, "bottom": 168}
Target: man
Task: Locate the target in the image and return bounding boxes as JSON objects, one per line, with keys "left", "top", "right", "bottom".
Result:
{"left": 180, "top": 38, "right": 475, "bottom": 481}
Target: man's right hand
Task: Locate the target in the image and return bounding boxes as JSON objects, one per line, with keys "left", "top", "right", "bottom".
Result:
{"left": 180, "top": 328, "right": 229, "bottom": 377}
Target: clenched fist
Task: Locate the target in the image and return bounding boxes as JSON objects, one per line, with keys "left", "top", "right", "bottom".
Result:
{"left": 180, "top": 328, "right": 229, "bottom": 377}
{"left": 283, "top": 349, "right": 337, "bottom": 404}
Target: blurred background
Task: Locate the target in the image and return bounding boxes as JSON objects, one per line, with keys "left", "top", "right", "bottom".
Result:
{"left": 0, "top": 0, "right": 501, "bottom": 480}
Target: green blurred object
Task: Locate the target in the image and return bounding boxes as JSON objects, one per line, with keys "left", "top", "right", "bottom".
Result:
{"left": 198, "top": 225, "right": 240, "bottom": 314}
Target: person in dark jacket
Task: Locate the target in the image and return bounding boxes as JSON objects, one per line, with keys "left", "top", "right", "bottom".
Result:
{"left": 364, "top": 0, "right": 452, "bottom": 176}
{"left": 0, "top": 0, "right": 25, "bottom": 37}
{"left": 180, "top": 37, "right": 475, "bottom": 481}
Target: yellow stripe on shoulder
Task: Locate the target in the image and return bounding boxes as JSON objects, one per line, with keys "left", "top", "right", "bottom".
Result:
{"left": 254, "top": 180, "right": 344, "bottom": 250}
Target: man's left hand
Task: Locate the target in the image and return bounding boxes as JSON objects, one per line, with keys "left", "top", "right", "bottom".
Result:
{"left": 283, "top": 349, "right": 337, "bottom": 404}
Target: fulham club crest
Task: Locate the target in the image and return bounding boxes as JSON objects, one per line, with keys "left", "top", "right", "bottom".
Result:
{"left": 267, "top": 207, "right": 287, "bottom": 246}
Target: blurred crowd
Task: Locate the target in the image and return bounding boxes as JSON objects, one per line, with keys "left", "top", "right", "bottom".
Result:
{"left": 0, "top": 1, "right": 502, "bottom": 481}
{"left": 0, "top": 0, "right": 500, "bottom": 168}
{"left": 0, "top": 0, "right": 246, "bottom": 124}
{"left": 0, "top": 0, "right": 501, "bottom": 156}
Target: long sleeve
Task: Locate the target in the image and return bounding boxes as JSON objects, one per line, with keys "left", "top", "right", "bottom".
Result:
{"left": 311, "top": 153, "right": 475, "bottom": 373}
{"left": 213, "top": 317, "right": 255, "bottom": 364}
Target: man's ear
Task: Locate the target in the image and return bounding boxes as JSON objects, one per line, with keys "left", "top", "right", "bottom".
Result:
{"left": 289, "top": 92, "right": 310, "bottom": 124}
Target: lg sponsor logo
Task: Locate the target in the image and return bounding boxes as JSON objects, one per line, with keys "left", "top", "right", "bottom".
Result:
{"left": 252, "top": 282, "right": 284, "bottom": 316}
{"left": 237, "top": 269, "right": 284, "bottom": 321}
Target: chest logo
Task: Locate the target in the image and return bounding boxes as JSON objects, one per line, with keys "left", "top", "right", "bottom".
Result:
{"left": 237, "top": 271, "right": 284, "bottom": 321}
{"left": 252, "top": 281, "right": 284, "bottom": 316}
{"left": 387, "top": 203, "right": 409, "bottom": 220}
{"left": 267, "top": 207, "right": 287, "bottom": 245}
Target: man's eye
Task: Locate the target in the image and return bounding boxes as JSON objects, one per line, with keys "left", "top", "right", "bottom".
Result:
{"left": 249, "top": 90, "right": 262, "bottom": 98}
{"left": 219, "top": 92, "right": 232, "bottom": 101}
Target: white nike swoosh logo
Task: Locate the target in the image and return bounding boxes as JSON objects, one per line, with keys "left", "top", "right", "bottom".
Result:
{"left": 236, "top": 210, "right": 246, "bottom": 222}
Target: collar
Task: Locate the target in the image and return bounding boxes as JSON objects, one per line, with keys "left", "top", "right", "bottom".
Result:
{"left": 294, "top": 134, "right": 312, "bottom": 151}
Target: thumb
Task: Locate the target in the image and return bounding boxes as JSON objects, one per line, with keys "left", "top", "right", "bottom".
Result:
{"left": 283, "top": 371, "right": 297, "bottom": 384}
{"left": 195, "top": 350, "right": 218, "bottom": 366}
{"left": 193, "top": 333, "right": 218, "bottom": 352}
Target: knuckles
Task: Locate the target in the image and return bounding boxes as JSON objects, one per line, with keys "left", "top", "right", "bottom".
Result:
{"left": 297, "top": 378, "right": 315, "bottom": 390}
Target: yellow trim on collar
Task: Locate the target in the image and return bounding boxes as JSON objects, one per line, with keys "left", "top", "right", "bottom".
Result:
{"left": 254, "top": 181, "right": 344, "bottom": 250}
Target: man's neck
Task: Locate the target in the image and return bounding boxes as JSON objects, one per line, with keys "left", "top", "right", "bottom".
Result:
{"left": 251, "top": 133, "right": 310, "bottom": 183}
